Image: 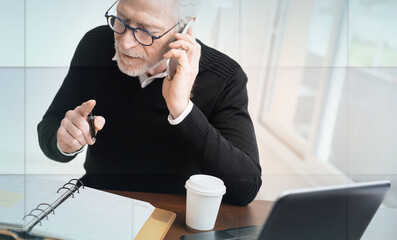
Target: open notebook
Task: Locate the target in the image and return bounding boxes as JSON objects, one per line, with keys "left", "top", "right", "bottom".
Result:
{"left": 0, "top": 175, "right": 175, "bottom": 240}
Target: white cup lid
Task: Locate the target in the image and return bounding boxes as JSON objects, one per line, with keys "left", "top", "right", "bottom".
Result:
{"left": 185, "top": 174, "right": 226, "bottom": 196}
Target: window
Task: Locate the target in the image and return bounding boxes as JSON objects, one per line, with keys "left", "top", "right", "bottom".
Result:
{"left": 316, "top": 0, "right": 397, "bottom": 207}
{"left": 260, "top": 0, "right": 345, "bottom": 158}
{"left": 258, "top": 0, "right": 397, "bottom": 207}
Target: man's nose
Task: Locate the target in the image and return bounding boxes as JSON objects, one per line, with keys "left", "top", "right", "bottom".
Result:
{"left": 119, "top": 30, "right": 140, "bottom": 49}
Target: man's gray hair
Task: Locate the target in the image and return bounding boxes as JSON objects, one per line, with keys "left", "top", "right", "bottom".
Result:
{"left": 173, "top": 0, "right": 202, "bottom": 29}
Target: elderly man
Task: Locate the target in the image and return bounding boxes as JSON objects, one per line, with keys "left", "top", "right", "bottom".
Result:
{"left": 38, "top": 0, "right": 261, "bottom": 206}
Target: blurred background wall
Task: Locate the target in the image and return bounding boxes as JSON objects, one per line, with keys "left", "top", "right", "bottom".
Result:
{"left": 0, "top": 0, "right": 396, "bottom": 207}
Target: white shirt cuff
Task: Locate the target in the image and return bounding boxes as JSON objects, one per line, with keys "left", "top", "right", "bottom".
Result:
{"left": 57, "top": 142, "right": 85, "bottom": 157}
{"left": 168, "top": 100, "right": 194, "bottom": 125}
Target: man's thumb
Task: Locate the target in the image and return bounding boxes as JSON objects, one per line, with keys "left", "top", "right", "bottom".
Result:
{"left": 94, "top": 116, "right": 106, "bottom": 131}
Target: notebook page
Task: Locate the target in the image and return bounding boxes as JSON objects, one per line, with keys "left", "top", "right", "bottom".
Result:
{"left": 0, "top": 175, "right": 71, "bottom": 229}
{"left": 31, "top": 187, "right": 155, "bottom": 240}
{"left": 0, "top": 175, "right": 25, "bottom": 228}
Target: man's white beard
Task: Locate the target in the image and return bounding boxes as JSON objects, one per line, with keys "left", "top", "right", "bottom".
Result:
{"left": 113, "top": 39, "right": 165, "bottom": 77}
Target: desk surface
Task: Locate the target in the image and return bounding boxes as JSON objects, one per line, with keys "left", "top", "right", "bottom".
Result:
{"left": 108, "top": 191, "right": 397, "bottom": 240}
{"left": 109, "top": 191, "right": 272, "bottom": 240}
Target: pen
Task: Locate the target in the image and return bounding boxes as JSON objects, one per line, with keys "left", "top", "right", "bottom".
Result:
{"left": 88, "top": 111, "right": 95, "bottom": 139}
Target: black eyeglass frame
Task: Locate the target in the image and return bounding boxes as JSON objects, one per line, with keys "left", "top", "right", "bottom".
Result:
{"left": 105, "top": 0, "right": 179, "bottom": 46}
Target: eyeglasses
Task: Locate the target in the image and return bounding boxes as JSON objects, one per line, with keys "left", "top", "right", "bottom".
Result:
{"left": 105, "top": 0, "right": 179, "bottom": 46}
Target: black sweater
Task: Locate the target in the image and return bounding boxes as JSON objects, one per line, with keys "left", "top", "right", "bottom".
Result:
{"left": 37, "top": 25, "right": 261, "bottom": 206}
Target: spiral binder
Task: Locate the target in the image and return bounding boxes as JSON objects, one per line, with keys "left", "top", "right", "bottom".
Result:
{"left": 68, "top": 178, "right": 85, "bottom": 189}
{"left": 22, "top": 214, "right": 42, "bottom": 226}
{"left": 57, "top": 186, "right": 76, "bottom": 198}
{"left": 29, "top": 209, "right": 48, "bottom": 220}
{"left": 21, "top": 178, "right": 85, "bottom": 231}
{"left": 1, "top": 176, "right": 175, "bottom": 240}
{"left": 37, "top": 203, "right": 55, "bottom": 215}
{"left": 56, "top": 179, "right": 83, "bottom": 198}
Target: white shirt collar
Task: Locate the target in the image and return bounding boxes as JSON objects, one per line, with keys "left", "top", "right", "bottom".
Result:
{"left": 138, "top": 71, "right": 167, "bottom": 88}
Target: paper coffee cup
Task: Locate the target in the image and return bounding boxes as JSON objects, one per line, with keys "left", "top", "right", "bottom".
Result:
{"left": 185, "top": 174, "right": 226, "bottom": 231}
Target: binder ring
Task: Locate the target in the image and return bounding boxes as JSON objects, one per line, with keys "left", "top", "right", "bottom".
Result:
{"left": 69, "top": 178, "right": 85, "bottom": 189}
{"left": 57, "top": 186, "right": 75, "bottom": 198}
{"left": 37, "top": 203, "right": 55, "bottom": 215}
{"left": 63, "top": 183, "right": 80, "bottom": 193}
{"left": 22, "top": 214, "right": 42, "bottom": 225}
{"left": 30, "top": 209, "right": 48, "bottom": 220}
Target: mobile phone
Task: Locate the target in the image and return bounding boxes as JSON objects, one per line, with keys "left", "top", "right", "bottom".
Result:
{"left": 166, "top": 19, "right": 195, "bottom": 80}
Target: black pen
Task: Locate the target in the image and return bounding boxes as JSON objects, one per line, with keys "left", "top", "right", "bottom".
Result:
{"left": 88, "top": 111, "right": 95, "bottom": 139}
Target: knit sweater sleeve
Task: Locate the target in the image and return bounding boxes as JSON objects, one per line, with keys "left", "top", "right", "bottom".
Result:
{"left": 172, "top": 67, "right": 262, "bottom": 206}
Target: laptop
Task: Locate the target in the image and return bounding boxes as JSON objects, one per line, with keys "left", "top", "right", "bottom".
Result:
{"left": 180, "top": 181, "right": 391, "bottom": 240}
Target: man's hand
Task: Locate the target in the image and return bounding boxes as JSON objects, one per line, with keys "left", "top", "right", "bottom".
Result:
{"left": 57, "top": 100, "right": 105, "bottom": 153}
{"left": 162, "top": 26, "right": 201, "bottom": 118}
